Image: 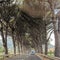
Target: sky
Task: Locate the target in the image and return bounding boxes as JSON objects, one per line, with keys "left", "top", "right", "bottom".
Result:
{"left": 0, "top": 32, "right": 55, "bottom": 47}
{"left": 50, "top": 33, "right": 55, "bottom": 46}
{"left": 0, "top": 36, "right": 13, "bottom": 49}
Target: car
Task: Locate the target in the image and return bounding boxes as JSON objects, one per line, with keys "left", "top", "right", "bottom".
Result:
{"left": 30, "top": 50, "right": 35, "bottom": 55}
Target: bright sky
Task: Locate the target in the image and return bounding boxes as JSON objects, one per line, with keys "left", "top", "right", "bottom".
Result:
{"left": 50, "top": 32, "right": 55, "bottom": 46}
{"left": 0, "top": 33, "right": 55, "bottom": 46}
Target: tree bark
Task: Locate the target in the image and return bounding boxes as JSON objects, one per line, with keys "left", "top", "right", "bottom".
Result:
{"left": 5, "top": 24, "right": 8, "bottom": 54}
{"left": 48, "top": 1, "right": 60, "bottom": 57}
{"left": 45, "top": 42, "right": 48, "bottom": 55}
{"left": 17, "top": 41, "right": 20, "bottom": 54}
{"left": 53, "top": 22, "right": 60, "bottom": 57}
{"left": 40, "top": 45, "right": 43, "bottom": 54}
{"left": 45, "top": 25, "right": 48, "bottom": 55}
{"left": 1, "top": 23, "right": 8, "bottom": 54}
{"left": 51, "top": 7, "right": 60, "bottom": 57}
{"left": 12, "top": 32, "right": 16, "bottom": 55}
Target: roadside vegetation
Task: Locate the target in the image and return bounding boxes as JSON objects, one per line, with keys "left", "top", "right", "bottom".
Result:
{"left": 48, "top": 51, "right": 54, "bottom": 57}
{"left": 0, "top": 47, "right": 4, "bottom": 54}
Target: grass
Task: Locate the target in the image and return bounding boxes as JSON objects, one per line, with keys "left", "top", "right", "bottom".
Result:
{"left": 0, "top": 58, "right": 3, "bottom": 60}
{"left": 0, "top": 47, "right": 4, "bottom": 53}
{"left": 48, "top": 51, "right": 54, "bottom": 57}
{"left": 0, "top": 55, "right": 3, "bottom": 60}
{"left": 0, "top": 47, "right": 4, "bottom": 60}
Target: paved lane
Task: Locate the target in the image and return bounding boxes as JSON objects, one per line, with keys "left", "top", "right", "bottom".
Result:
{"left": 5, "top": 54, "right": 41, "bottom": 60}
{"left": 25, "top": 55, "right": 41, "bottom": 60}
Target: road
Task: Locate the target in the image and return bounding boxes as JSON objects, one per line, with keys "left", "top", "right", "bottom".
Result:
{"left": 5, "top": 54, "right": 41, "bottom": 60}
{"left": 25, "top": 55, "right": 41, "bottom": 60}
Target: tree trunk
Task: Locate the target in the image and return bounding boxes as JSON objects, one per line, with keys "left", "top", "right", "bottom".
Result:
{"left": 49, "top": 2, "right": 60, "bottom": 57}
{"left": 17, "top": 41, "right": 20, "bottom": 54}
{"left": 5, "top": 24, "right": 8, "bottom": 54}
{"left": 21, "top": 40, "right": 23, "bottom": 54}
{"left": 40, "top": 45, "right": 43, "bottom": 54}
{"left": 12, "top": 32, "right": 16, "bottom": 55}
{"left": 1, "top": 23, "right": 8, "bottom": 55}
{"left": 1, "top": 28, "right": 8, "bottom": 54}
{"left": 55, "top": 32, "right": 60, "bottom": 57}
{"left": 53, "top": 22, "right": 60, "bottom": 57}
{"left": 45, "top": 42, "right": 48, "bottom": 55}
{"left": 37, "top": 33, "right": 43, "bottom": 53}
{"left": 37, "top": 44, "right": 43, "bottom": 53}
{"left": 51, "top": 9, "right": 60, "bottom": 57}
{"left": 37, "top": 45, "right": 40, "bottom": 53}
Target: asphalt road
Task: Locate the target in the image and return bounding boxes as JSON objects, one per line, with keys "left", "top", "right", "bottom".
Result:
{"left": 5, "top": 54, "right": 41, "bottom": 60}
{"left": 25, "top": 55, "right": 41, "bottom": 60}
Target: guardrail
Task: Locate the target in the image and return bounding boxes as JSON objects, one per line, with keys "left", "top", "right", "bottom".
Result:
{"left": 36, "top": 53, "right": 60, "bottom": 60}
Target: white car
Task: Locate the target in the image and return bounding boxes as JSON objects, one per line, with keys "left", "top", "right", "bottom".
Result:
{"left": 30, "top": 50, "right": 35, "bottom": 55}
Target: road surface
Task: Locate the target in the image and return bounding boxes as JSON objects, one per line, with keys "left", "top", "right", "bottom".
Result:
{"left": 25, "top": 55, "right": 41, "bottom": 60}
{"left": 5, "top": 55, "right": 41, "bottom": 60}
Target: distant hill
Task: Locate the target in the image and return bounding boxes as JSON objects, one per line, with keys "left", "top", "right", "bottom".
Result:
{"left": 48, "top": 44, "right": 55, "bottom": 52}
{"left": 48, "top": 44, "right": 54, "bottom": 49}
